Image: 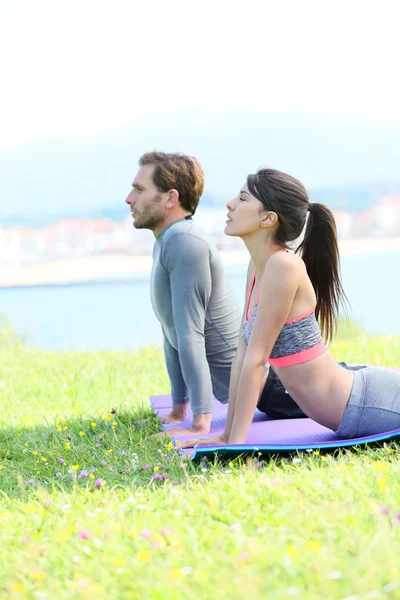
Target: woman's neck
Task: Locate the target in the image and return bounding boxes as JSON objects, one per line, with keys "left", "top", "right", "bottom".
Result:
{"left": 242, "top": 232, "right": 284, "bottom": 275}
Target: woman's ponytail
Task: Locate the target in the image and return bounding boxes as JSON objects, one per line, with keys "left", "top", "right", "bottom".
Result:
{"left": 296, "top": 203, "right": 348, "bottom": 343}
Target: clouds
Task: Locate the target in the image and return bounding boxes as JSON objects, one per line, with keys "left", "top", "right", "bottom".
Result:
{"left": 1, "top": 0, "right": 399, "bottom": 151}
{"left": 1, "top": 106, "right": 399, "bottom": 216}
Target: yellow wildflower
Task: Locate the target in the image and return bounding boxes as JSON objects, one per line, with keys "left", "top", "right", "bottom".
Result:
{"left": 91, "top": 422, "right": 97, "bottom": 428}
{"left": 12, "top": 583, "right": 26, "bottom": 592}
{"left": 306, "top": 540, "right": 322, "bottom": 552}
{"left": 105, "top": 414, "right": 112, "bottom": 421}
{"left": 57, "top": 425, "right": 62, "bottom": 432}
{"left": 41, "top": 457, "right": 47, "bottom": 462}
{"left": 24, "top": 442, "right": 29, "bottom": 447}
{"left": 285, "top": 546, "right": 300, "bottom": 558}
{"left": 31, "top": 571, "right": 46, "bottom": 582}
{"left": 89, "top": 473, "right": 95, "bottom": 479}
{"left": 127, "top": 529, "right": 136, "bottom": 537}
{"left": 71, "top": 464, "right": 80, "bottom": 471}
{"left": 169, "top": 568, "right": 183, "bottom": 580}
{"left": 32, "top": 451, "right": 38, "bottom": 455}
{"left": 79, "top": 431, "right": 85, "bottom": 437}
{"left": 373, "top": 461, "right": 387, "bottom": 472}
{"left": 137, "top": 550, "right": 152, "bottom": 563}
{"left": 63, "top": 426, "right": 68, "bottom": 431}
{"left": 65, "top": 442, "right": 71, "bottom": 449}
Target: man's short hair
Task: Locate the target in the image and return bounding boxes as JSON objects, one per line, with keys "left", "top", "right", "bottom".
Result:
{"left": 139, "top": 151, "right": 204, "bottom": 215}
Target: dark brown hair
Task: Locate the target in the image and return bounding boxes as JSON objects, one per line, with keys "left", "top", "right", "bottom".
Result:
{"left": 139, "top": 151, "right": 204, "bottom": 215}
{"left": 247, "top": 168, "right": 348, "bottom": 342}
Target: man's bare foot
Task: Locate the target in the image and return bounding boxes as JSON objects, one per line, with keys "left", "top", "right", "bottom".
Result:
{"left": 159, "top": 405, "right": 188, "bottom": 425}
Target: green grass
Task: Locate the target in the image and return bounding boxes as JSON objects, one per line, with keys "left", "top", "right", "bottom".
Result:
{"left": 0, "top": 331, "right": 400, "bottom": 599}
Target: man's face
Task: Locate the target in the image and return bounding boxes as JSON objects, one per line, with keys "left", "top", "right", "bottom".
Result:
{"left": 125, "top": 165, "right": 165, "bottom": 231}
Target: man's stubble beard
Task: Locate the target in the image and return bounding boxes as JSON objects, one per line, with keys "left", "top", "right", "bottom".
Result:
{"left": 133, "top": 193, "right": 164, "bottom": 232}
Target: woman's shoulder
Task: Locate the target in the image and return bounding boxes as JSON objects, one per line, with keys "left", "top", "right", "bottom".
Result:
{"left": 262, "top": 251, "right": 306, "bottom": 290}
{"left": 267, "top": 249, "right": 305, "bottom": 272}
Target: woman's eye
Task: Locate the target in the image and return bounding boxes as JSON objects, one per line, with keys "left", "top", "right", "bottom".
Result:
{"left": 239, "top": 197, "right": 246, "bottom": 202}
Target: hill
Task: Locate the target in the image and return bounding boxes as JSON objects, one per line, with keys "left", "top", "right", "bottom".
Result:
{"left": 2, "top": 182, "right": 399, "bottom": 228}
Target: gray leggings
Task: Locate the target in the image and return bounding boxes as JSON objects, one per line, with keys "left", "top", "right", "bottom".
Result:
{"left": 336, "top": 366, "right": 400, "bottom": 438}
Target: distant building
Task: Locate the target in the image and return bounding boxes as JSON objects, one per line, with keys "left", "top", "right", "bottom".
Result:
{"left": 1, "top": 196, "right": 400, "bottom": 265}
{"left": 372, "top": 196, "right": 400, "bottom": 236}
{"left": 332, "top": 210, "right": 355, "bottom": 239}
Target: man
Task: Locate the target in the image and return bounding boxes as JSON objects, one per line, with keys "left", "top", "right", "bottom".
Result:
{"left": 125, "top": 151, "right": 241, "bottom": 435}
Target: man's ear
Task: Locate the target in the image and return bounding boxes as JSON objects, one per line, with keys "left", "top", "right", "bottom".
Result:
{"left": 260, "top": 211, "right": 278, "bottom": 228}
{"left": 166, "top": 189, "right": 179, "bottom": 208}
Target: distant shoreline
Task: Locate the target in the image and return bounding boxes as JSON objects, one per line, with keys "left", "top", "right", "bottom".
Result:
{"left": 1, "top": 237, "right": 400, "bottom": 289}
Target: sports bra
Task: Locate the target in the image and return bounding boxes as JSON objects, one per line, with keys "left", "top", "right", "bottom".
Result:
{"left": 241, "top": 271, "right": 326, "bottom": 367}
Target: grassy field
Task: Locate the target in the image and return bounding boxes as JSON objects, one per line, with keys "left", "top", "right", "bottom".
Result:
{"left": 1, "top": 325, "right": 400, "bottom": 599}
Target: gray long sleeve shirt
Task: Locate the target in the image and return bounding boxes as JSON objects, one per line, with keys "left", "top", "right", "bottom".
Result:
{"left": 150, "top": 217, "right": 241, "bottom": 415}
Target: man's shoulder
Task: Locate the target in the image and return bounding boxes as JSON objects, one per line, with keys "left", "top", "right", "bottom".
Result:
{"left": 162, "top": 220, "right": 212, "bottom": 253}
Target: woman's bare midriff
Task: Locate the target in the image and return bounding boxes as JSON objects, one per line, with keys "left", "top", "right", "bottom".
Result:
{"left": 273, "top": 353, "right": 355, "bottom": 431}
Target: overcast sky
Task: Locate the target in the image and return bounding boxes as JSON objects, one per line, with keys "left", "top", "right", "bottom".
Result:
{"left": 1, "top": 0, "right": 399, "bottom": 215}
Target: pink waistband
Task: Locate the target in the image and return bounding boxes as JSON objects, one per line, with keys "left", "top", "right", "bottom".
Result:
{"left": 269, "top": 341, "right": 326, "bottom": 368}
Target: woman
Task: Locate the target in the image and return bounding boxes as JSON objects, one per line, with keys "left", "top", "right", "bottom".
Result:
{"left": 182, "top": 168, "right": 400, "bottom": 449}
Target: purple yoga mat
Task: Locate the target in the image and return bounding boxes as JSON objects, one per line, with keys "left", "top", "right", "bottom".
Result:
{"left": 150, "top": 392, "right": 400, "bottom": 458}
{"left": 151, "top": 394, "right": 336, "bottom": 444}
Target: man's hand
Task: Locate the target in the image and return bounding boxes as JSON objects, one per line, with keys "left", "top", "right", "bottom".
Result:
{"left": 149, "top": 422, "right": 212, "bottom": 440}
{"left": 149, "top": 411, "right": 212, "bottom": 439}
{"left": 180, "top": 433, "right": 229, "bottom": 449}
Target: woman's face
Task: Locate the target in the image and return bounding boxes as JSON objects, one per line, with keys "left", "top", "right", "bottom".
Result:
{"left": 225, "top": 183, "right": 266, "bottom": 237}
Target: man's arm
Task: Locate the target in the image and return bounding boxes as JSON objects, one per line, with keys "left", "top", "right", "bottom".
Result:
{"left": 163, "top": 331, "right": 188, "bottom": 405}
{"left": 161, "top": 233, "right": 213, "bottom": 416}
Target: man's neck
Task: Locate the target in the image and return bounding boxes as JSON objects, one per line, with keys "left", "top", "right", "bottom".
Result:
{"left": 152, "top": 212, "right": 192, "bottom": 239}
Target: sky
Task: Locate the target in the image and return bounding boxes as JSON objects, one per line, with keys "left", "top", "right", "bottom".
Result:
{"left": 1, "top": 0, "right": 400, "bottom": 216}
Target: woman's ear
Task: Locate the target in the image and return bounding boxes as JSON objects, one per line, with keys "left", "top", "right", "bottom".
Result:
{"left": 261, "top": 211, "right": 278, "bottom": 228}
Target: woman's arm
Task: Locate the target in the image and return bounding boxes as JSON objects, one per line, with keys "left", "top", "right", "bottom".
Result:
{"left": 180, "top": 259, "right": 254, "bottom": 448}
{"left": 221, "top": 335, "right": 247, "bottom": 440}
{"left": 228, "top": 254, "right": 301, "bottom": 444}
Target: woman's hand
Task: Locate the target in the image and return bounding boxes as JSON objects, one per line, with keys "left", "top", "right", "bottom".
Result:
{"left": 180, "top": 433, "right": 229, "bottom": 449}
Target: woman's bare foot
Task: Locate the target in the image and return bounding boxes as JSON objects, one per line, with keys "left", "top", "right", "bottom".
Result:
{"left": 159, "top": 404, "right": 188, "bottom": 425}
